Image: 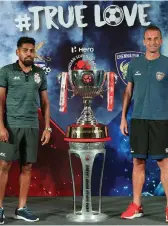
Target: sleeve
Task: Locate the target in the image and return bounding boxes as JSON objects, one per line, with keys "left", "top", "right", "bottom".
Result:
{"left": 0, "top": 68, "right": 8, "bottom": 88}
{"left": 39, "top": 71, "right": 47, "bottom": 91}
{"left": 126, "top": 61, "right": 134, "bottom": 83}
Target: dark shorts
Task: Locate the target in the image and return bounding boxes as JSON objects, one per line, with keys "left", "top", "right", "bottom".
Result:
{"left": 130, "top": 119, "right": 168, "bottom": 160}
{"left": 0, "top": 128, "right": 39, "bottom": 163}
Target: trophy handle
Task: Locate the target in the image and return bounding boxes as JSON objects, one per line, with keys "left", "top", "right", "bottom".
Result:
{"left": 102, "top": 72, "right": 118, "bottom": 92}
{"left": 57, "top": 73, "right": 74, "bottom": 92}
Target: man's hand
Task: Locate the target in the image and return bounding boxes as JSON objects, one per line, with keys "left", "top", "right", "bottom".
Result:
{"left": 120, "top": 118, "right": 129, "bottom": 136}
{"left": 41, "top": 130, "right": 51, "bottom": 146}
{"left": 0, "top": 127, "right": 9, "bottom": 142}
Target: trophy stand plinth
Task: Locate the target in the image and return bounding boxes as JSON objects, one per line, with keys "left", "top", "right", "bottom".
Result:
{"left": 58, "top": 70, "right": 115, "bottom": 222}
{"left": 66, "top": 142, "right": 108, "bottom": 223}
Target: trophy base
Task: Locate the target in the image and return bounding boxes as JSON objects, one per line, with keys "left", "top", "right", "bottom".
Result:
{"left": 64, "top": 137, "right": 111, "bottom": 142}
{"left": 64, "top": 123, "right": 111, "bottom": 142}
{"left": 66, "top": 211, "right": 108, "bottom": 222}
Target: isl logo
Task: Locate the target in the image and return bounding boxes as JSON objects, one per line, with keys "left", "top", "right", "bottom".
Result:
{"left": 85, "top": 155, "right": 90, "bottom": 161}
{"left": 82, "top": 73, "right": 93, "bottom": 84}
{"left": 68, "top": 57, "right": 96, "bottom": 71}
{"left": 68, "top": 45, "right": 96, "bottom": 71}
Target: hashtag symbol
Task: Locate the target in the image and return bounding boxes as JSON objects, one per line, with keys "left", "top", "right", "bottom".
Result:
{"left": 14, "top": 14, "right": 31, "bottom": 32}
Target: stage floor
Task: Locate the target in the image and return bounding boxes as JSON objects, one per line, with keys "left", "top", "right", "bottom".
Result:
{"left": 2, "top": 196, "right": 168, "bottom": 225}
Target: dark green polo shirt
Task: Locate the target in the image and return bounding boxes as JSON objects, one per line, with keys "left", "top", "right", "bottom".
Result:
{"left": 126, "top": 55, "right": 168, "bottom": 120}
{"left": 0, "top": 61, "right": 47, "bottom": 128}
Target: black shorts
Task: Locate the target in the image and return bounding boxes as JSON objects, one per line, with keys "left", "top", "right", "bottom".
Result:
{"left": 130, "top": 119, "right": 168, "bottom": 160}
{"left": 0, "top": 128, "right": 39, "bottom": 163}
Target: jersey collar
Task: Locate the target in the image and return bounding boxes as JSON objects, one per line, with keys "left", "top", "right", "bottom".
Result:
{"left": 13, "top": 60, "right": 38, "bottom": 72}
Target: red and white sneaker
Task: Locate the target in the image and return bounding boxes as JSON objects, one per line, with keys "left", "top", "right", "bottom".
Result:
{"left": 166, "top": 207, "right": 168, "bottom": 222}
{"left": 121, "top": 202, "right": 144, "bottom": 219}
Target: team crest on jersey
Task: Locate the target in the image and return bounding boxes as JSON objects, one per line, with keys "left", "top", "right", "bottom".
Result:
{"left": 34, "top": 73, "right": 41, "bottom": 84}
{"left": 156, "top": 72, "right": 165, "bottom": 81}
{"left": 115, "top": 51, "right": 144, "bottom": 85}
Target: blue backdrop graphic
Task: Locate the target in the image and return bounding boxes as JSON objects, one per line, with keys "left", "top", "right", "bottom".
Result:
{"left": 1, "top": 0, "right": 168, "bottom": 196}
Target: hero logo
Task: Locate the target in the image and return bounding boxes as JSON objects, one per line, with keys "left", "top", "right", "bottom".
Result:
{"left": 71, "top": 46, "right": 94, "bottom": 53}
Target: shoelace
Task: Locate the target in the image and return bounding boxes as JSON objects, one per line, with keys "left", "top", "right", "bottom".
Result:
{"left": 22, "top": 207, "right": 34, "bottom": 216}
{"left": 126, "top": 203, "right": 142, "bottom": 211}
{"left": 126, "top": 203, "right": 134, "bottom": 210}
{"left": 0, "top": 208, "right": 3, "bottom": 217}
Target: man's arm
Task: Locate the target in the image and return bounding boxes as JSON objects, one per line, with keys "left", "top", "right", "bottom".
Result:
{"left": 39, "top": 90, "right": 50, "bottom": 128}
{"left": 0, "top": 87, "right": 6, "bottom": 128}
{"left": 120, "top": 82, "right": 133, "bottom": 136}
{"left": 0, "top": 87, "right": 9, "bottom": 141}
{"left": 121, "top": 82, "right": 134, "bottom": 120}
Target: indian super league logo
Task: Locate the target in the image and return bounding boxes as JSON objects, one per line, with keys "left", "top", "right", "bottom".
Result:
{"left": 115, "top": 51, "right": 144, "bottom": 85}
{"left": 68, "top": 57, "right": 96, "bottom": 71}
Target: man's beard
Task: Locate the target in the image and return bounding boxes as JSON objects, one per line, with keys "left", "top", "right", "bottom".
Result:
{"left": 23, "top": 58, "right": 34, "bottom": 67}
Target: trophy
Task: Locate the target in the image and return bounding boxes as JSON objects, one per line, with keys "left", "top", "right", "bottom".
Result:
{"left": 58, "top": 70, "right": 115, "bottom": 222}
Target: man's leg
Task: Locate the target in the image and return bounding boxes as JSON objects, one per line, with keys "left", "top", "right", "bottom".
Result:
{"left": 132, "top": 158, "right": 146, "bottom": 206}
{"left": 0, "top": 160, "right": 12, "bottom": 207}
{"left": 121, "top": 158, "right": 146, "bottom": 219}
{"left": 14, "top": 128, "right": 39, "bottom": 222}
{"left": 18, "top": 128, "right": 39, "bottom": 208}
{"left": 148, "top": 120, "right": 168, "bottom": 222}
{"left": 130, "top": 119, "right": 148, "bottom": 206}
{"left": 18, "top": 163, "right": 32, "bottom": 208}
{"left": 149, "top": 121, "right": 168, "bottom": 206}
{"left": 157, "top": 159, "right": 168, "bottom": 206}
{"left": 157, "top": 158, "right": 168, "bottom": 222}
{"left": 15, "top": 162, "right": 39, "bottom": 222}
{"left": 121, "top": 119, "right": 148, "bottom": 219}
